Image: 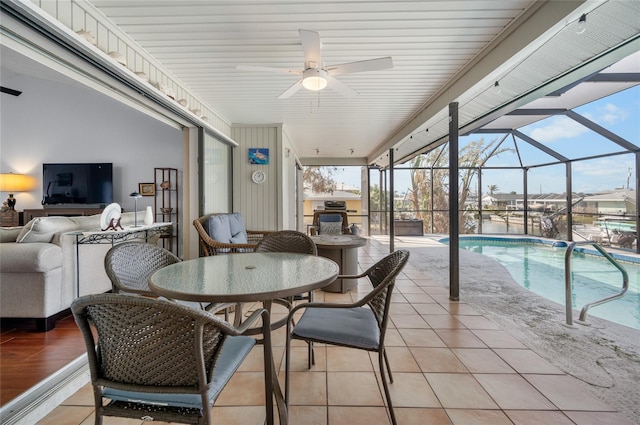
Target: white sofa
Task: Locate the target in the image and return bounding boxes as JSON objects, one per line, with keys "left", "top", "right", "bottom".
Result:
{"left": 0, "top": 212, "right": 153, "bottom": 331}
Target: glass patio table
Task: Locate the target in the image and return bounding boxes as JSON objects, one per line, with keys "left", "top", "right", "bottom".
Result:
{"left": 149, "top": 252, "right": 339, "bottom": 425}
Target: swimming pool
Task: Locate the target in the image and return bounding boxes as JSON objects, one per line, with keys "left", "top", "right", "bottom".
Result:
{"left": 441, "top": 237, "right": 640, "bottom": 330}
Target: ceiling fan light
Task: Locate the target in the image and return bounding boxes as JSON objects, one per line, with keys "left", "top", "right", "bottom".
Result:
{"left": 302, "top": 68, "right": 328, "bottom": 91}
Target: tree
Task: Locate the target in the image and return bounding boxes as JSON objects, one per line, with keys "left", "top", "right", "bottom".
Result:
{"left": 303, "top": 166, "right": 338, "bottom": 194}
{"left": 407, "top": 138, "right": 511, "bottom": 233}
{"left": 488, "top": 184, "right": 499, "bottom": 195}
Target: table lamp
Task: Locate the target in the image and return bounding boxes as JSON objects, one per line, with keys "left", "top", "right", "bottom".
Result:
{"left": 129, "top": 191, "right": 142, "bottom": 227}
{"left": 0, "top": 173, "right": 32, "bottom": 210}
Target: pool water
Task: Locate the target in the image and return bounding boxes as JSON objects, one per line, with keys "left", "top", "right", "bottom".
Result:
{"left": 452, "top": 237, "right": 640, "bottom": 330}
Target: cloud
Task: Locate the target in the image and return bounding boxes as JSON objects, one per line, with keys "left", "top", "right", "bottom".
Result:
{"left": 598, "top": 102, "right": 628, "bottom": 125}
{"left": 529, "top": 116, "right": 588, "bottom": 143}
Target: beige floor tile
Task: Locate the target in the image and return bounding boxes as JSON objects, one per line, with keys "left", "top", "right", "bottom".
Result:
{"left": 506, "top": 410, "right": 576, "bottom": 425}
{"left": 211, "top": 406, "right": 267, "bottom": 425}
{"left": 411, "top": 303, "right": 450, "bottom": 315}
{"left": 524, "top": 374, "right": 616, "bottom": 411}
{"left": 390, "top": 313, "right": 430, "bottom": 329}
{"left": 386, "top": 372, "right": 441, "bottom": 408}
{"left": 61, "top": 383, "right": 94, "bottom": 406}
{"left": 434, "top": 329, "right": 487, "bottom": 347}
{"left": 398, "top": 328, "right": 447, "bottom": 347}
{"left": 425, "top": 373, "right": 498, "bottom": 409}
{"left": 451, "top": 348, "right": 515, "bottom": 373}
{"left": 216, "top": 371, "right": 266, "bottom": 406}
{"left": 383, "top": 328, "right": 407, "bottom": 346}
{"left": 36, "top": 406, "right": 94, "bottom": 425}
{"left": 471, "top": 330, "right": 528, "bottom": 348}
{"left": 455, "top": 315, "right": 501, "bottom": 330}
{"left": 285, "top": 345, "right": 327, "bottom": 372}
{"left": 410, "top": 347, "right": 469, "bottom": 373}
{"left": 422, "top": 315, "right": 467, "bottom": 329}
{"left": 287, "top": 405, "right": 327, "bottom": 425}
{"left": 396, "top": 285, "right": 426, "bottom": 294}
{"left": 394, "top": 408, "right": 452, "bottom": 424}
{"left": 389, "top": 303, "right": 418, "bottom": 314}
{"left": 328, "top": 406, "right": 391, "bottom": 425}
{"left": 373, "top": 346, "right": 420, "bottom": 372}
{"left": 287, "top": 371, "right": 327, "bottom": 405}
{"left": 494, "top": 348, "right": 564, "bottom": 374}
{"left": 474, "top": 373, "right": 557, "bottom": 410}
{"left": 327, "top": 372, "right": 384, "bottom": 406}
{"left": 327, "top": 346, "right": 374, "bottom": 371}
{"left": 419, "top": 286, "right": 450, "bottom": 295}
{"left": 87, "top": 416, "right": 143, "bottom": 425}
{"left": 441, "top": 303, "right": 481, "bottom": 315}
{"left": 564, "top": 410, "right": 638, "bottom": 425}
{"left": 446, "top": 409, "right": 514, "bottom": 425}
{"left": 402, "top": 293, "right": 438, "bottom": 303}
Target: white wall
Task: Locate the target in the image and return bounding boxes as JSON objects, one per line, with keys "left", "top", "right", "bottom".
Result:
{"left": 0, "top": 73, "right": 183, "bottom": 213}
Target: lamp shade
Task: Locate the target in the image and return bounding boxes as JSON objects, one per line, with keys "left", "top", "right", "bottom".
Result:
{"left": 0, "top": 173, "right": 33, "bottom": 192}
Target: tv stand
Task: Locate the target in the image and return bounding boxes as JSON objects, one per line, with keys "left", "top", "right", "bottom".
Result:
{"left": 24, "top": 207, "right": 104, "bottom": 222}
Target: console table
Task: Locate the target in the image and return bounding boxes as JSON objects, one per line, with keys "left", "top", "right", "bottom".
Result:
{"left": 24, "top": 207, "right": 104, "bottom": 222}
{"left": 71, "top": 223, "right": 172, "bottom": 297}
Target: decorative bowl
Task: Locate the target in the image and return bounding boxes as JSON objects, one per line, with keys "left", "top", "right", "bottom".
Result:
{"left": 160, "top": 207, "right": 173, "bottom": 214}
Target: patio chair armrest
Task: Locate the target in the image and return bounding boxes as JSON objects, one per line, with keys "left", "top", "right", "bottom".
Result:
{"left": 226, "top": 307, "right": 269, "bottom": 336}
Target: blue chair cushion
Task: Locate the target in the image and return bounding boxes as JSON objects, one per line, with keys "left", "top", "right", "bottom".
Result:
{"left": 207, "top": 214, "right": 232, "bottom": 243}
{"left": 318, "top": 214, "right": 342, "bottom": 223}
{"left": 103, "top": 335, "right": 255, "bottom": 410}
{"left": 292, "top": 307, "right": 380, "bottom": 350}
{"left": 228, "top": 213, "right": 248, "bottom": 244}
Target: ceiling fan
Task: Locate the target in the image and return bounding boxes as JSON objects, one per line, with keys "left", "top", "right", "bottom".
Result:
{"left": 236, "top": 29, "right": 393, "bottom": 99}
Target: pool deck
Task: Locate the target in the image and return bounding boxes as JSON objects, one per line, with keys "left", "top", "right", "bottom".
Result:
{"left": 374, "top": 234, "right": 640, "bottom": 423}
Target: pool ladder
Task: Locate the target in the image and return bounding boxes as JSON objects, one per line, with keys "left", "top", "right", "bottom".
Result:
{"left": 563, "top": 241, "right": 629, "bottom": 326}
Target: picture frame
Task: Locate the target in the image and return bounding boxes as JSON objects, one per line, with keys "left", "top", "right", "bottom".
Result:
{"left": 248, "top": 148, "right": 269, "bottom": 165}
{"left": 139, "top": 183, "right": 155, "bottom": 196}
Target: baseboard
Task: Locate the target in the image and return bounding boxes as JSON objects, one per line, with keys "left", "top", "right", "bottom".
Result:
{"left": 0, "top": 355, "right": 89, "bottom": 425}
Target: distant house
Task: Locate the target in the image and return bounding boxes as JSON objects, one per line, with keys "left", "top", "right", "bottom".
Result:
{"left": 303, "top": 188, "right": 363, "bottom": 226}
{"left": 578, "top": 189, "right": 636, "bottom": 216}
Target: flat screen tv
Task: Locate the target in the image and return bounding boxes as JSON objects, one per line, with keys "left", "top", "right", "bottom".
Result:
{"left": 42, "top": 163, "right": 113, "bottom": 207}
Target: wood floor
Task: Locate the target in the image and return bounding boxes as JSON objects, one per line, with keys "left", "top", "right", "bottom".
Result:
{"left": 0, "top": 313, "right": 86, "bottom": 406}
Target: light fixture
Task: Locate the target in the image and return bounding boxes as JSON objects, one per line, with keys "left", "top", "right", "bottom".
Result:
{"left": 0, "top": 173, "right": 33, "bottom": 210}
{"left": 129, "top": 191, "right": 142, "bottom": 227}
{"left": 302, "top": 68, "right": 328, "bottom": 91}
{"left": 576, "top": 13, "right": 587, "bottom": 35}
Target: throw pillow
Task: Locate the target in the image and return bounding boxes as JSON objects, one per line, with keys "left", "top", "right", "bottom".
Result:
{"left": 16, "top": 216, "right": 78, "bottom": 243}
{"left": 0, "top": 226, "right": 23, "bottom": 243}
{"left": 228, "top": 212, "right": 248, "bottom": 243}
{"left": 206, "top": 214, "right": 232, "bottom": 243}
{"left": 320, "top": 221, "right": 343, "bottom": 235}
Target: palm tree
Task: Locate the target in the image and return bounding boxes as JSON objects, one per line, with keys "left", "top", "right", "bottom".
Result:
{"left": 488, "top": 184, "right": 499, "bottom": 195}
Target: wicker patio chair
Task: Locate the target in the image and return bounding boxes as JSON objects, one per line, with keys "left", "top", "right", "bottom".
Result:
{"left": 309, "top": 211, "right": 351, "bottom": 235}
{"left": 256, "top": 229, "right": 318, "bottom": 304}
{"left": 71, "top": 294, "right": 272, "bottom": 425}
{"left": 284, "top": 249, "right": 410, "bottom": 425}
{"left": 193, "top": 213, "right": 272, "bottom": 256}
{"left": 104, "top": 242, "right": 227, "bottom": 313}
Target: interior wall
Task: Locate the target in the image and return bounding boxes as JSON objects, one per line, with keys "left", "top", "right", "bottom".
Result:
{"left": 0, "top": 72, "right": 183, "bottom": 215}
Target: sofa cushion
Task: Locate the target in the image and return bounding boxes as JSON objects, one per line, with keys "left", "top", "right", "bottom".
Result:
{"left": 17, "top": 217, "right": 78, "bottom": 243}
{"left": 207, "top": 214, "right": 232, "bottom": 243}
{"left": 0, "top": 226, "right": 23, "bottom": 243}
{"left": 228, "top": 213, "right": 248, "bottom": 244}
{"left": 0, "top": 242, "right": 63, "bottom": 272}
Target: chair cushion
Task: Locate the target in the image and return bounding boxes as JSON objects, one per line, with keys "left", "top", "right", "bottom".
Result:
{"left": 319, "top": 221, "right": 342, "bottom": 235}
{"left": 293, "top": 307, "right": 380, "bottom": 350}
{"left": 103, "top": 335, "right": 255, "bottom": 409}
{"left": 318, "top": 214, "right": 342, "bottom": 222}
{"left": 207, "top": 214, "right": 232, "bottom": 243}
{"left": 228, "top": 213, "right": 248, "bottom": 243}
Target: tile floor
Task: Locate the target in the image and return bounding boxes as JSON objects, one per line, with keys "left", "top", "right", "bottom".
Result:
{"left": 35, "top": 239, "right": 636, "bottom": 425}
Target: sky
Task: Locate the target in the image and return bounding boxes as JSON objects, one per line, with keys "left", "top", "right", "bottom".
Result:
{"left": 323, "top": 84, "right": 639, "bottom": 196}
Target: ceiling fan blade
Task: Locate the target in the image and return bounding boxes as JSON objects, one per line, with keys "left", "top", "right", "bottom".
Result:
{"left": 327, "top": 57, "right": 393, "bottom": 76}
{"left": 0, "top": 86, "right": 22, "bottom": 96}
{"left": 277, "top": 79, "right": 304, "bottom": 99}
{"left": 236, "top": 65, "right": 302, "bottom": 75}
{"left": 326, "top": 75, "right": 358, "bottom": 98}
{"left": 299, "top": 29, "right": 322, "bottom": 67}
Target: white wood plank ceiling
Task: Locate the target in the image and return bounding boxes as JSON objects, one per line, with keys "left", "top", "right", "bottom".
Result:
{"left": 83, "top": 1, "right": 640, "bottom": 165}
